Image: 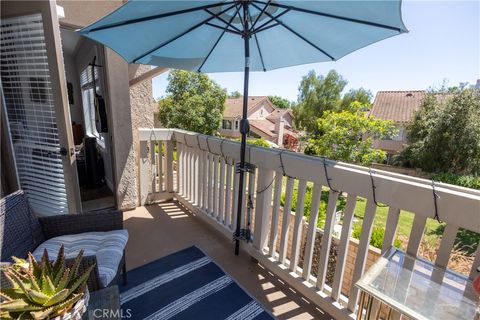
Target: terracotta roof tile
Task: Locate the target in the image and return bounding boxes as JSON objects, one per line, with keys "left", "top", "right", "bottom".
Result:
{"left": 249, "top": 119, "right": 298, "bottom": 139}
{"left": 224, "top": 96, "right": 268, "bottom": 118}
{"left": 369, "top": 91, "right": 427, "bottom": 123}
{"left": 266, "top": 108, "right": 293, "bottom": 122}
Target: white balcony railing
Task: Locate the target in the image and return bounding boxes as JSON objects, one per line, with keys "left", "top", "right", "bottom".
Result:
{"left": 138, "top": 128, "right": 480, "bottom": 319}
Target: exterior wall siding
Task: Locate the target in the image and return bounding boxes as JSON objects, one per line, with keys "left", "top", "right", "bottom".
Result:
{"left": 129, "top": 65, "right": 155, "bottom": 207}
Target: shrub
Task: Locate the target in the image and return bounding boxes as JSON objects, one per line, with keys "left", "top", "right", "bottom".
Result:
{"left": 281, "top": 185, "right": 327, "bottom": 228}
{"left": 234, "top": 138, "right": 271, "bottom": 148}
{"left": 351, "top": 223, "right": 402, "bottom": 249}
{"left": 431, "top": 173, "right": 480, "bottom": 190}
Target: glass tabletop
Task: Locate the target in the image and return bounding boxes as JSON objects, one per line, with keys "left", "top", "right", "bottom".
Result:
{"left": 356, "top": 248, "right": 478, "bottom": 320}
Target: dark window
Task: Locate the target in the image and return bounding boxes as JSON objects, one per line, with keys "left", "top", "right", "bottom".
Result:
{"left": 222, "top": 120, "right": 232, "bottom": 130}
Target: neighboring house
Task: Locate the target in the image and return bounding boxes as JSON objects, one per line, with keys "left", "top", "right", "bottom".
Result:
{"left": 0, "top": 1, "right": 166, "bottom": 215}
{"left": 369, "top": 90, "right": 455, "bottom": 163}
{"left": 219, "top": 96, "right": 299, "bottom": 150}
{"left": 368, "top": 91, "right": 427, "bottom": 163}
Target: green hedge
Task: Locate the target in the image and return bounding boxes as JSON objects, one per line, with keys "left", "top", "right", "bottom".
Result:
{"left": 352, "top": 223, "right": 402, "bottom": 249}
{"left": 431, "top": 173, "right": 480, "bottom": 190}
{"left": 280, "top": 185, "right": 347, "bottom": 228}
{"left": 234, "top": 138, "right": 271, "bottom": 148}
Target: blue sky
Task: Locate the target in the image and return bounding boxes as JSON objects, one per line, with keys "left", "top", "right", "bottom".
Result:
{"left": 152, "top": 0, "right": 480, "bottom": 102}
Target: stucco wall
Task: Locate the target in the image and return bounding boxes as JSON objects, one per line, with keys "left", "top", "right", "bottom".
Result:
{"left": 249, "top": 103, "right": 271, "bottom": 119}
{"left": 129, "top": 64, "right": 155, "bottom": 206}
{"left": 57, "top": 1, "right": 123, "bottom": 28}
{"left": 103, "top": 49, "right": 138, "bottom": 210}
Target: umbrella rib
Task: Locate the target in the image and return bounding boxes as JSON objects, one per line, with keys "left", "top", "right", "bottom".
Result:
{"left": 246, "top": 8, "right": 267, "bottom": 72}
{"left": 251, "top": 8, "right": 290, "bottom": 34}
{"left": 205, "top": 8, "right": 242, "bottom": 33}
{"left": 132, "top": 3, "right": 237, "bottom": 63}
{"left": 87, "top": 2, "right": 228, "bottom": 33}
{"left": 198, "top": 4, "right": 241, "bottom": 72}
{"left": 249, "top": 0, "right": 272, "bottom": 32}
{"left": 252, "top": 22, "right": 280, "bottom": 34}
{"left": 251, "top": 3, "right": 335, "bottom": 61}
{"left": 252, "top": 0, "right": 404, "bottom": 32}
{"left": 206, "top": 23, "right": 242, "bottom": 35}
{"left": 253, "top": 34, "right": 266, "bottom": 71}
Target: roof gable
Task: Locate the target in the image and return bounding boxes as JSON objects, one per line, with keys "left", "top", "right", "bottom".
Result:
{"left": 369, "top": 91, "right": 427, "bottom": 123}
{"left": 224, "top": 96, "right": 275, "bottom": 118}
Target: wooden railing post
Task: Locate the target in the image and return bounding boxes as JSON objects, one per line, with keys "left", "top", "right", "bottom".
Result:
{"left": 139, "top": 139, "right": 150, "bottom": 205}
{"left": 253, "top": 168, "right": 274, "bottom": 251}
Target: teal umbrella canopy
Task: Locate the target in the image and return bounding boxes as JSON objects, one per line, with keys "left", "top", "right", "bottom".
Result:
{"left": 80, "top": 0, "right": 407, "bottom": 73}
{"left": 80, "top": 0, "right": 407, "bottom": 255}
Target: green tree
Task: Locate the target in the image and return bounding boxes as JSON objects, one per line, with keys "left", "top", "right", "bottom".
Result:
{"left": 229, "top": 91, "right": 242, "bottom": 98}
{"left": 292, "top": 70, "right": 347, "bottom": 134}
{"left": 340, "top": 88, "right": 372, "bottom": 111}
{"left": 158, "top": 70, "right": 227, "bottom": 135}
{"left": 305, "top": 107, "right": 397, "bottom": 165}
{"left": 397, "top": 89, "right": 480, "bottom": 174}
{"left": 267, "top": 95, "right": 292, "bottom": 109}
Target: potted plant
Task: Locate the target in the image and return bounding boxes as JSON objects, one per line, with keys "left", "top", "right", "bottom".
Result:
{"left": 0, "top": 246, "right": 93, "bottom": 319}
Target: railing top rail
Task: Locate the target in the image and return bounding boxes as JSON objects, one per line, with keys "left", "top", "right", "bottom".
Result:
{"left": 138, "top": 128, "right": 480, "bottom": 232}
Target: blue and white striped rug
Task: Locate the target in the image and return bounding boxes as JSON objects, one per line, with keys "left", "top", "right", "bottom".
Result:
{"left": 119, "top": 246, "right": 275, "bottom": 320}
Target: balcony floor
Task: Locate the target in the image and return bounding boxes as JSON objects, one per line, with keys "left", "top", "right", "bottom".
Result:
{"left": 123, "top": 200, "right": 332, "bottom": 320}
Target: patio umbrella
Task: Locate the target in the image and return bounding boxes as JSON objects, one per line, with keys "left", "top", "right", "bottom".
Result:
{"left": 80, "top": 0, "right": 407, "bottom": 255}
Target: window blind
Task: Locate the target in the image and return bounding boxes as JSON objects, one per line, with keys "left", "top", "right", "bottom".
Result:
{"left": 1, "top": 14, "right": 68, "bottom": 215}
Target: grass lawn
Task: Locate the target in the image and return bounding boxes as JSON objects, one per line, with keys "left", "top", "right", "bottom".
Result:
{"left": 352, "top": 197, "right": 443, "bottom": 239}
{"left": 280, "top": 178, "right": 443, "bottom": 244}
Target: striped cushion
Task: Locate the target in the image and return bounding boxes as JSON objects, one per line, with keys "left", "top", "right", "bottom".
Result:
{"left": 33, "top": 230, "right": 128, "bottom": 287}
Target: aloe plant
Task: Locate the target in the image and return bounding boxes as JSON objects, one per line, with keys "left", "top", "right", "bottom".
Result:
{"left": 0, "top": 246, "right": 94, "bottom": 319}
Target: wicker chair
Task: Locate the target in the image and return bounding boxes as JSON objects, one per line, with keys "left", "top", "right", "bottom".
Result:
{"left": 0, "top": 190, "right": 127, "bottom": 292}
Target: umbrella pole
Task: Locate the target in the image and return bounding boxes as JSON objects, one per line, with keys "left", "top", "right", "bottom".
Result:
{"left": 235, "top": 3, "right": 251, "bottom": 256}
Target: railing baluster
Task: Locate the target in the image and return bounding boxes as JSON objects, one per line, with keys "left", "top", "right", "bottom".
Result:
{"left": 406, "top": 214, "right": 427, "bottom": 256}
{"left": 165, "top": 140, "right": 173, "bottom": 193}
{"left": 193, "top": 147, "right": 199, "bottom": 205}
{"left": 213, "top": 155, "right": 219, "bottom": 218}
{"left": 157, "top": 141, "right": 163, "bottom": 191}
{"left": 225, "top": 162, "right": 233, "bottom": 228}
{"left": 435, "top": 224, "right": 458, "bottom": 268}
{"left": 269, "top": 173, "right": 283, "bottom": 257}
{"left": 382, "top": 207, "right": 400, "bottom": 253}
{"left": 207, "top": 153, "right": 213, "bottom": 214}
{"left": 176, "top": 142, "right": 182, "bottom": 195}
{"left": 331, "top": 193, "right": 357, "bottom": 301}
{"left": 150, "top": 140, "right": 157, "bottom": 194}
{"left": 139, "top": 140, "right": 149, "bottom": 205}
{"left": 189, "top": 146, "right": 194, "bottom": 201}
{"left": 302, "top": 183, "right": 322, "bottom": 280}
{"left": 232, "top": 164, "right": 239, "bottom": 232}
{"left": 348, "top": 200, "right": 377, "bottom": 311}
{"left": 218, "top": 157, "right": 226, "bottom": 222}
{"left": 202, "top": 150, "right": 208, "bottom": 211}
{"left": 253, "top": 168, "right": 274, "bottom": 252}
{"left": 470, "top": 245, "right": 480, "bottom": 280}
{"left": 197, "top": 148, "right": 204, "bottom": 208}
{"left": 246, "top": 168, "right": 256, "bottom": 230}
{"left": 279, "top": 177, "right": 295, "bottom": 265}
{"left": 184, "top": 145, "right": 189, "bottom": 200}
{"left": 188, "top": 147, "right": 197, "bottom": 204}
{"left": 290, "top": 180, "right": 307, "bottom": 272}
{"left": 177, "top": 143, "right": 183, "bottom": 196}
{"left": 316, "top": 190, "right": 340, "bottom": 290}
